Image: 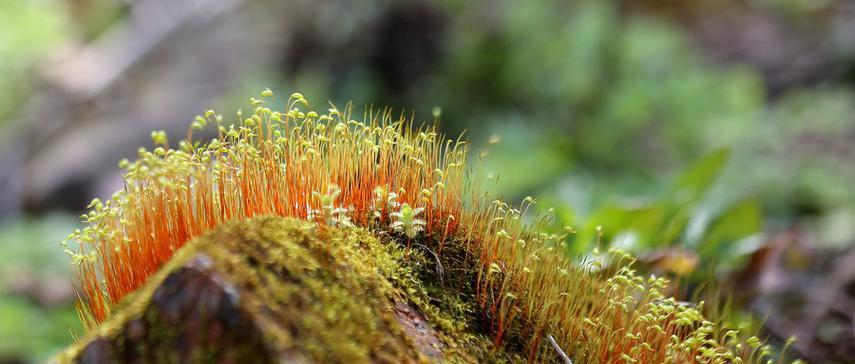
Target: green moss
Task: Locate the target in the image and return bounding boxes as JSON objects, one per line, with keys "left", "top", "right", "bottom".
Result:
{"left": 59, "top": 217, "right": 510, "bottom": 363}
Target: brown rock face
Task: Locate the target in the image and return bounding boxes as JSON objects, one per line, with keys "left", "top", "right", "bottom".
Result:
{"left": 77, "top": 255, "right": 274, "bottom": 364}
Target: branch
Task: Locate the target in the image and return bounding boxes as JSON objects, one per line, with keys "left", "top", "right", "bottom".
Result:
{"left": 547, "top": 334, "right": 573, "bottom": 364}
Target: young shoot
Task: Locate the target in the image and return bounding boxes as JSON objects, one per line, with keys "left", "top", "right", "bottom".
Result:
{"left": 372, "top": 185, "right": 399, "bottom": 219}
{"left": 311, "top": 185, "right": 353, "bottom": 227}
{"left": 390, "top": 203, "right": 425, "bottom": 239}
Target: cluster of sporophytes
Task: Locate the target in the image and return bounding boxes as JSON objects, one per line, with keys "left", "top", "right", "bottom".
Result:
{"left": 64, "top": 90, "right": 797, "bottom": 363}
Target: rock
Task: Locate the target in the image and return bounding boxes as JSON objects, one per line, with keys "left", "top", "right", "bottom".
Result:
{"left": 57, "top": 217, "right": 500, "bottom": 363}
{"left": 74, "top": 255, "right": 273, "bottom": 364}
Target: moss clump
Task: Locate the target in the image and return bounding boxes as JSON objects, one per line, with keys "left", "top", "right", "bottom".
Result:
{"left": 59, "top": 216, "right": 506, "bottom": 363}
{"left": 63, "top": 90, "right": 792, "bottom": 363}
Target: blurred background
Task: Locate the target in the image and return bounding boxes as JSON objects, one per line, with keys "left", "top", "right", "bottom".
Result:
{"left": 1, "top": 0, "right": 854, "bottom": 362}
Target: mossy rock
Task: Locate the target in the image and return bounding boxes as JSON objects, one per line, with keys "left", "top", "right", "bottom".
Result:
{"left": 57, "top": 217, "right": 509, "bottom": 363}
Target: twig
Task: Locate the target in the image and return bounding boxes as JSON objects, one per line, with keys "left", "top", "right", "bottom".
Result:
{"left": 547, "top": 334, "right": 573, "bottom": 364}
{"left": 416, "top": 243, "right": 444, "bottom": 287}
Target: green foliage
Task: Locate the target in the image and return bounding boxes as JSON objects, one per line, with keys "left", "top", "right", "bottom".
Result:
{"left": 566, "top": 150, "right": 763, "bottom": 277}
{"left": 436, "top": 0, "right": 764, "bottom": 170}
{"left": 674, "top": 150, "right": 730, "bottom": 205}
{"left": 404, "top": 0, "right": 854, "bottom": 272}
{"left": 311, "top": 184, "right": 353, "bottom": 227}
{"left": 695, "top": 199, "right": 763, "bottom": 266}
{"left": 0, "top": 214, "right": 82, "bottom": 362}
{"left": 0, "top": 0, "right": 69, "bottom": 131}
{"left": 0, "top": 295, "right": 80, "bottom": 361}
{"left": 390, "top": 203, "right": 426, "bottom": 239}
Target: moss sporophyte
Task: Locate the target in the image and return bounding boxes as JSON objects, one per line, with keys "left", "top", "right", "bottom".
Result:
{"left": 63, "top": 90, "right": 799, "bottom": 363}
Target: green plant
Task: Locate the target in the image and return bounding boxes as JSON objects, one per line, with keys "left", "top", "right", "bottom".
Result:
{"left": 0, "top": 214, "right": 82, "bottom": 362}
{"left": 372, "top": 185, "right": 400, "bottom": 220}
{"left": 558, "top": 150, "right": 763, "bottom": 277}
{"left": 311, "top": 184, "right": 353, "bottom": 227}
{"left": 0, "top": 1, "right": 69, "bottom": 131}
{"left": 390, "top": 203, "right": 426, "bottom": 239}
{"left": 63, "top": 90, "right": 794, "bottom": 363}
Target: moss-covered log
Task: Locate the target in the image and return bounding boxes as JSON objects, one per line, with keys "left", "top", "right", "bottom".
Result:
{"left": 58, "top": 217, "right": 506, "bottom": 364}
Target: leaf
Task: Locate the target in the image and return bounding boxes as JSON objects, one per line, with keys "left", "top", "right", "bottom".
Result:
{"left": 672, "top": 149, "right": 730, "bottom": 205}
{"left": 571, "top": 201, "right": 663, "bottom": 255}
{"left": 698, "top": 198, "right": 763, "bottom": 262}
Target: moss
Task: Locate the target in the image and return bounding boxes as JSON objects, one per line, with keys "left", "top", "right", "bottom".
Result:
{"left": 59, "top": 216, "right": 510, "bottom": 363}
{"left": 63, "top": 91, "right": 789, "bottom": 363}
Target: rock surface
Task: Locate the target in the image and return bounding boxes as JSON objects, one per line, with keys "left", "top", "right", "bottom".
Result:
{"left": 75, "top": 255, "right": 273, "bottom": 363}
{"left": 57, "top": 217, "right": 498, "bottom": 364}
